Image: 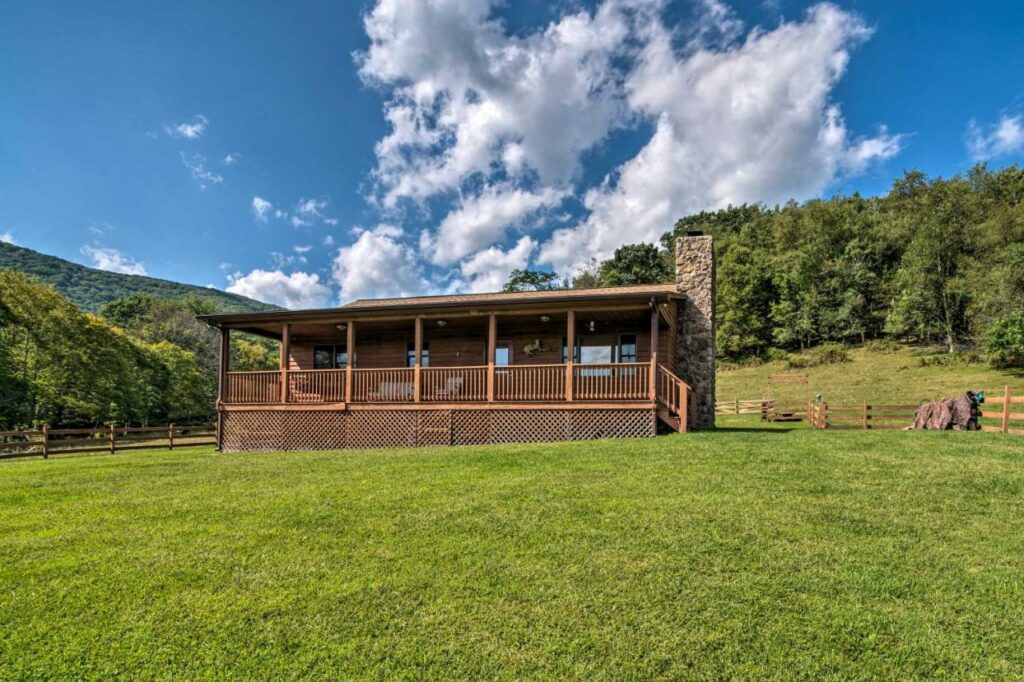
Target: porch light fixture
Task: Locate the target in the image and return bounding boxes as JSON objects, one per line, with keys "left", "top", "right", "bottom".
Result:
{"left": 436, "top": 319, "right": 447, "bottom": 327}
{"left": 587, "top": 320, "right": 596, "bottom": 332}
{"left": 335, "top": 323, "right": 347, "bottom": 331}
{"left": 539, "top": 315, "right": 550, "bottom": 322}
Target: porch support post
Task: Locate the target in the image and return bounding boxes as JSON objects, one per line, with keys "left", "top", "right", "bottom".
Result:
{"left": 486, "top": 313, "right": 497, "bottom": 402}
{"left": 345, "top": 322, "right": 355, "bottom": 403}
{"left": 217, "top": 326, "right": 230, "bottom": 406}
{"left": 566, "top": 310, "right": 575, "bottom": 401}
{"left": 649, "top": 302, "right": 658, "bottom": 401}
{"left": 279, "top": 323, "right": 290, "bottom": 403}
{"left": 414, "top": 316, "right": 423, "bottom": 403}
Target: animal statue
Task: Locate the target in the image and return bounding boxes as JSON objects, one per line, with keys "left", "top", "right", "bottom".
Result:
{"left": 522, "top": 339, "right": 551, "bottom": 357}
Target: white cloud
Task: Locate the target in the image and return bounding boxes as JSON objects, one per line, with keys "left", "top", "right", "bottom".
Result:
{"left": 80, "top": 245, "right": 147, "bottom": 275}
{"left": 331, "top": 224, "right": 428, "bottom": 302}
{"left": 250, "top": 195, "right": 336, "bottom": 227}
{"left": 423, "top": 185, "right": 567, "bottom": 264}
{"left": 180, "top": 152, "right": 223, "bottom": 189}
{"left": 251, "top": 196, "right": 273, "bottom": 222}
{"left": 222, "top": 153, "right": 240, "bottom": 166}
{"left": 296, "top": 198, "right": 328, "bottom": 218}
{"left": 457, "top": 236, "right": 537, "bottom": 293}
{"left": 164, "top": 114, "right": 208, "bottom": 140}
{"left": 540, "top": 3, "right": 902, "bottom": 270}
{"left": 323, "top": 235, "right": 336, "bottom": 247}
{"left": 0, "top": 231, "right": 16, "bottom": 245}
{"left": 226, "top": 269, "right": 332, "bottom": 309}
{"left": 358, "top": 0, "right": 635, "bottom": 206}
{"left": 966, "top": 114, "right": 1024, "bottom": 160}
{"left": 293, "top": 244, "right": 313, "bottom": 254}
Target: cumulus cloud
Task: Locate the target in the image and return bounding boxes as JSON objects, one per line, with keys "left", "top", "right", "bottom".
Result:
{"left": 222, "top": 153, "right": 240, "bottom": 166}
{"left": 457, "top": 236, "right": 537, "bottom": 293}
{"left": 164, "top": 114, "right": 208, "bottom": 140}
{"left": 226, "top": 269, "right": 332, "bottom": 309}
{"left": 80, "top": 245, "right": 147, "bottom": 275}
{"left": 423, "top": 185, "right": 567, "bottom": 264}
{"left": 540, "top": 3, "right": 902, "bottom": 270}
{"left": 251, "top": 196, "right": 273, "bottom": 222}
{"left": 966, "top": 114, "right": 1024, "bottom": 160}
{"left": 0, "top": 231, "right": 15, "bottom": 245}
{"left": 354, "top": 0, "right": 900, "bottom": 285}
{"left": 180, "top": 152, "right": 223, "bottom": 189}
{"left": 358, "top": 0, "right": 634, "bottom": 206}
{"left": 331, "top": 224, "right": 428, "bottom": 302}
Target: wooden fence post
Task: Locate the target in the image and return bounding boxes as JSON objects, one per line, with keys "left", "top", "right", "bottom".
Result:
{"left": 168, "top": 423, "right": 174, "bottom": 450}
{"left": 821, "top": 403, "right": 828, "bottom": 429}
{"left": 735, "top": 397, "right": 740, "bottom": 415}
{"left": 1002, "top": 385, "right": 1012, "bottom": 434}
{"left": 679, "top": 382, "right": 689, "bottom": 433}
{"left": 863, "top": 399, "right": 869, "bottom": 430}
{"left": 109, "top": 424, "right": 115, "bottom": 454}
{"left": 42, "top": 425, "right": 48, "bottom": 459}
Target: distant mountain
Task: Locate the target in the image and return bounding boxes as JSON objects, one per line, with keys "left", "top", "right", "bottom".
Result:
{"left": 0, "top": 241, "right": 278, "bottom": 313}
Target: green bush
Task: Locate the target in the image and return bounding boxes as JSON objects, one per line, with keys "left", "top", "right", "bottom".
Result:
{"left": 987, "top": 312, "right": 1024, "bottom": 368}
{"left": 786, "top": 343, "right": 850, "bottom": 369}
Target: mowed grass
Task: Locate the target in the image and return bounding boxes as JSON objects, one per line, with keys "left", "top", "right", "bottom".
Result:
{"left": 718, "top": 344, "right": 1024, "bottom": 405}
{"left": 2, "top": 425, "right": 1024, "bottom": 679}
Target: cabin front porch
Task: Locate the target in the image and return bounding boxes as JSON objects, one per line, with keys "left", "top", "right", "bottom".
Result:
{"left": 205, "top": 288, "right": 696, "bottom": 451}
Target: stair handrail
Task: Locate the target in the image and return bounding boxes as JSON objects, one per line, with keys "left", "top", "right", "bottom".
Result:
{"left": 656, "top": 364, "right": 692, "bottom": 432}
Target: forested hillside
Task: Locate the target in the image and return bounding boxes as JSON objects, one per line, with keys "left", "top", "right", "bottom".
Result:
{"left": 0, "top": 272, "right": 278, "bottom": 429}
{"left": 0, "top": 241, "right": 277, "bottom": 313}
{"left": 544, "top": 165, "right": 1024, "bottom": 366}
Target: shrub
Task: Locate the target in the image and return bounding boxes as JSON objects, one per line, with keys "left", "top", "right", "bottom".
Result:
{"left": 987, "top": 312, "right": 1024, "bottom": 368}
{"left": 786, "top": 343, "right": 851, "bottom": 369}
{"left": 864, "top": 339, "right": 900, "bottom": 353}
{"left": 916, "top": 351, "right": 984, "bottom": 368}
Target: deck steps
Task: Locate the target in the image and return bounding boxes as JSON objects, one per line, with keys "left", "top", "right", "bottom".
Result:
{"left": 656, "top": 409, "right": 681, "bottom": 432}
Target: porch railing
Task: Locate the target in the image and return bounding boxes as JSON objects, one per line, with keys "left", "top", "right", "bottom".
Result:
{"left": 574, "top": 363, "right": 649, "bottom": 401}
{"left": 288, "top": 369, "right": 346, "bottom": 403}
{"left": 223, "top": 363, "right": 670, "bottom": 405}
{"left": 351, "top": 368, "right": 415, "bottom": 402}
{"left": 420, "top": 366, "right": 487, "bottom": 402}
{"left": 494, "top": 364, "right": 566, "bottom": 401}
{"left": 225, "top": 371, "right": 280, "bottom": 404}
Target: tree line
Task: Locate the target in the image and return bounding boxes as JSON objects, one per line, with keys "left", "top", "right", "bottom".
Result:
{"left": 0, "top": 271, "right": 276, "bottom": 430}
{"left": 507, "top": 165, "right": 1024, "bottom": 366}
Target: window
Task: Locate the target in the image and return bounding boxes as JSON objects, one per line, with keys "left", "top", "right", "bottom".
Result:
{"left": 564, "top": 335, "right": 637, "bottom": 365}
{"left": 495, "top": 344, "right": 510, "bottom": 366}
{"left": 618, "top": 334, "right": 637, "bottom": 363}
{"left": 314, "top": 344, "right": 348, "bottom": 369}
{"left": 406, "top": 341, "right": 429, "bottom": 367}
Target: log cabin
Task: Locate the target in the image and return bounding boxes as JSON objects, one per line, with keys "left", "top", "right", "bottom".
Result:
{"left": 200, "top": 235, "right": 715, "bottom": 451}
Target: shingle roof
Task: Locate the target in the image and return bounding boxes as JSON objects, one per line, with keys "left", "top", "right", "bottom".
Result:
{"left": 341, "top": 283, "right": 679, "bottom": 309}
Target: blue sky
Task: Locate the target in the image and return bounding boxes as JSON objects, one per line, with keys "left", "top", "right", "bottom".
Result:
{"left": 2, "top": 0, "right": 1023, "bottom": 308}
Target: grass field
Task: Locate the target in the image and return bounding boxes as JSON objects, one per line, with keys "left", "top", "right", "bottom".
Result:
{"left": 3, "top": 424, "right": 1023, "bottom": 678}
{"left": 718, "top": 344, "right": 1024, "bottom": 405}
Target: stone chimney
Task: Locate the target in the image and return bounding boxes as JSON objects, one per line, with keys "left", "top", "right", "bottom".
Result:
{"left": 675, "top": 234, "right": 716, "bottom": 428}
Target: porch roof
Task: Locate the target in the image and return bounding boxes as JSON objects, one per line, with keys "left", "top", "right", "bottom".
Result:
{"left": 199, "top": 284, "right": 681, "bottom": 334}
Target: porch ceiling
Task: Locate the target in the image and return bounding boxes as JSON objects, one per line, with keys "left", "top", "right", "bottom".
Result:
{"left": 200, "top": 284, "right": 682, "bottom": 338}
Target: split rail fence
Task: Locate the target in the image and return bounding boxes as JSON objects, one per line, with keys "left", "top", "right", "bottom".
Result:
{"left": 715, "top": 398, "right": 766, "bottom": 415}
{"left": 0, "top": 423, "right": 216, "bottom": 461}
{"left": 808, "top": 386, "right": 1023, "bottom": 434}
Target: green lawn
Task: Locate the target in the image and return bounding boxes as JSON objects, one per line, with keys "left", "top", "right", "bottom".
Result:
{"left": 3, "top": 426, "right": 1024, "bottom": 679}
{"left": 718, "top": 344, "right": 1024, "bottom": 405}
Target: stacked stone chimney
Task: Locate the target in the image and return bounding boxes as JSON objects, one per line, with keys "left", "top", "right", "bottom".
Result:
{"left": 675, "top": 235, "right": 716, "bottom": 428}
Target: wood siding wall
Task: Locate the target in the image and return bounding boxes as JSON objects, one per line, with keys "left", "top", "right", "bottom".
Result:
{"left": 288, "top": 321, "right": 669, "bottom": 369}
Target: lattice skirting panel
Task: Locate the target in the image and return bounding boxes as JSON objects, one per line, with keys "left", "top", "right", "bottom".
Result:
{"left": 221, "top": 408, "right": 655, "bottom": 452}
